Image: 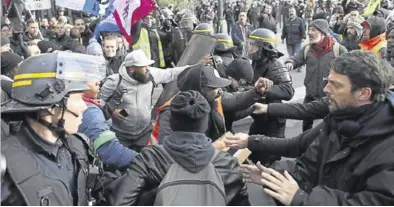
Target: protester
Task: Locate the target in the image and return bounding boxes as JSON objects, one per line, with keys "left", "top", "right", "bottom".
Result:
{"left": 106, "top": 90, "right": 250, "bottom": 206}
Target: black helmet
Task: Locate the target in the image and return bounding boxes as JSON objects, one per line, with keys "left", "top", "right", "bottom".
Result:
{"left": 193, "top": 23, "right": 214, "bottom": 36}
{"left": 244, "top": 28, "right": 283, "bottom": 60}
{"left": 214, "top": 33, "right": 237, "bottom": 52}
{"left": 1, "top": 52, "right": 106, "bottom": 114}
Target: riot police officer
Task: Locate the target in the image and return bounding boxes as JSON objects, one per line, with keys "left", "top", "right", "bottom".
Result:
{"left": 1, "top": 52, "right": 109, "bottom": 206}
{"left": 212, "top": 33, "right": 238, "bottom": 79}
{"left": 193, "top": 23, "right": 215, "bottom": 36}
{"left": 244, "top": 28, "right": 294, "bottom": 165}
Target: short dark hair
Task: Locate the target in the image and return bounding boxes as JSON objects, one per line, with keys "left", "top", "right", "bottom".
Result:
{"left": 26, "top": 19, "right": 37, "bottom": 27}
{"left": 70, "top": 28, "right": 81, "bottom": 39}
{"left": 74, "top": 18, "right": 84, "bottom": 24}
{"left": 331, "top": 50, "right": 393, "bottom": 102}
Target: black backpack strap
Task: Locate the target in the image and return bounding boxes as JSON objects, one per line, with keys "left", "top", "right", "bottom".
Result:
{"left": 104, "top": 74, "right": 124, "bottom": 103}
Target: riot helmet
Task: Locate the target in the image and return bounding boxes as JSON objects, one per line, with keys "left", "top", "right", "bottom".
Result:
{"left": 193, "top": 23, "right": 214, "bottom": 36}
{"left": 214, "top": 33, "right": 237, "bottom": 52}
{"left": 244, "top": 28, "right": 283, "bottom": 60}
{"left": 162, "top": 7, "right": 174, "bottom": 20}
{"left": 179, "top": 12, "right": 196, "bottom": 31}
{"left": 2, "top": 52, "right": 106, "bottom": 116}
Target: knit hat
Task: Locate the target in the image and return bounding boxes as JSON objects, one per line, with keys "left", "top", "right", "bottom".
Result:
{"left": 226, "top": 58, "right": 254, "bottom": 83}
{"left": 170, "top": 90, "right": 211, "bottom": 132}
{"left": 37, "top": 40, "right": 59, "bottom": 53}
{"left": 1, "top": 52, "right": 23, "bottom": 75}
{"left": 1, "top": 36, "right": 10, "bottom": 46}
{"left": 309, "top": 19, "right": 330, "bottom": 35}
{"left": 346, "top": 17, "right": 363, "bottom": 30}
{"left": 86, "top": 38, "right": 103, "bottom": 56}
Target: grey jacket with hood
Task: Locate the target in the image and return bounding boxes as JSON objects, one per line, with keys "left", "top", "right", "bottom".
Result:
{"left": 100, "top": 64, "right": 189, "bottom": 138}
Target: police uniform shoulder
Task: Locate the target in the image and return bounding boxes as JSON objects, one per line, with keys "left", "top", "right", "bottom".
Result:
{"left": 73, "top": 133, "right": 91, "bottom": 146}
{"left": 267, "top": 58, "right": 286, "bottom": 69}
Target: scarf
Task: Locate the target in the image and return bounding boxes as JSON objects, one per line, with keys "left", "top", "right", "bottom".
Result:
{"left": 82, "top": 97, "right": 101, "bottom": 108}
{"left": 311, "top": 36, "right": 334, "bottom": 57}
{"left": 359, "top": 33, "right": 387, "bottom": 53}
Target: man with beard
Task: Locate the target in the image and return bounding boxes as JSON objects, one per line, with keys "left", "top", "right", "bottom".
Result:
{"left": 259, "top": 5, "right": 277, "bottom": 34}
{"left": 359, "top": 16, "right": 388, "bottom": 59}
{"left": 340, "top": 17, "right": 362, "bottom": 51}
{"left": 151, "top": 64, "right": 268, "bottom": 145}
{"left": 100, "top": 50, "right": 190, "bottom": 152}
{"left": 23, "top": 20, "right": 41, "bottom": 42}
{"left": 237, "top": 51, "right": 394, "bottom": 206}
{"left": 286, "top": 19, "right": 347, "bottom": 132}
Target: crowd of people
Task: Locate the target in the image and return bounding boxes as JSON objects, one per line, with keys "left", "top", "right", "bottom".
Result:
{"left": 1, "top": 0, "right": 394, "bottom": 205}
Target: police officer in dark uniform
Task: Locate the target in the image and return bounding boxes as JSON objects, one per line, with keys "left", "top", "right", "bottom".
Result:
{"left": 244, "top": 28, "right": 294, "bottom": 165}
{"left": 212, "top": 33, "right": 238, "bottom": 78}
{"left": 1, "top": 52, "right": 109, "bottom": 206}
{"left": 193, "top": 23, "right": 215, "bottom": 36}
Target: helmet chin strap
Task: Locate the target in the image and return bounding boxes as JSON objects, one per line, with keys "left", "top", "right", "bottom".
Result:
{"left": 34, "top": 97, "right": 79, "bottom": 139}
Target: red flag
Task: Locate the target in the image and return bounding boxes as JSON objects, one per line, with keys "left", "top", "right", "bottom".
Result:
{"left": 112, "top": 0, "right": 156, "bottom": 44}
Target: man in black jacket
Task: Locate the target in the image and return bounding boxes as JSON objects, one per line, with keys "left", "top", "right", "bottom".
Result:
{"left": 230, "top": 51, "right": 394, "bottom": 205}
{"left": 106, "top": 91, "right": 250, "bottom": 206}
{"left": 152, "top": 64, "right": 268, "bottom": 144}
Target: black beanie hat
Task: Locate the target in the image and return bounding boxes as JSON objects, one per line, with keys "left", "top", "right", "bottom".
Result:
{"left": 170, "top": 90, "right": 211, "bottom": 132}
{"left": 226, "top": 58, "right": 254, "bottom": 83}
{"left": 37, "top": 40, "right": 60, "bottom": 53}
{"left": 1, "top": 52, "right": 23, "bottom": 75}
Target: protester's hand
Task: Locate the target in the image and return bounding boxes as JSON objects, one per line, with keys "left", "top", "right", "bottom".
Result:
{"left": 253, "top": 103, "right": 268, "bottom": 114}
{"left": 112, "top": 109, "right": 127, "bottom": 121}
{"left": 200, "top": 55, "right": 213, "bottom": 65}
{"left": 254, "top": 77, "right": 273, "bottom": 94}
{"left": 224, "top": 133, "right": 249, "bottom": 149}
{"left": 260, "top": 167, "right": 299, "bottom": 206}
{"left": 240, "top": 161, "right": 265, "bottom": 185}
{"left": 286, "top": 62, "right": 294, "bottom": 71}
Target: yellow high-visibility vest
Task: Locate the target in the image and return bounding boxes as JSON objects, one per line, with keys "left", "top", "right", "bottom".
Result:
{"left": 133, "top": 28, "right": 165, "bottom": 67}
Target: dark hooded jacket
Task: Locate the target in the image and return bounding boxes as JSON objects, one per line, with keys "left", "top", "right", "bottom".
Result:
{"left": 61, "top": 38, "right": 86, "bottom": 54}
{"left": 359, "top": 16, "right": 388, "bottom": 59}
{"left": 105, "top": 132, "right": 250, "bottom": 206}
{"left": 272, "top": 92, "right": 394, "bottom": 205}
{"left": 156, "top": 65, "right": 262, "bottom": 142}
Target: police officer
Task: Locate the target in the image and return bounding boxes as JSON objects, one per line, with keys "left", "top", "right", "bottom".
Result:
{"left": 212, "top": 33, "right": 238, "bottom": 78}
{"left": 1, "top": 52, "right": 108, "bottom": 206}
{"left": 193, "top": 23, "right": 215, "bottom": 36}
{"left": 244, "top": 28, "right": 294, "bottom": 165}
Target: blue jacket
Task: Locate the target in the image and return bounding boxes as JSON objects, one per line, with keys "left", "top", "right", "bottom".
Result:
{"left": 78, "top": 102, "right": 137, "bottom": 168}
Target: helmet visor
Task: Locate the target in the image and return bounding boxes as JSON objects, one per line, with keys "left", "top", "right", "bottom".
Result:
{"left": 56, "top": 52, "right": 107, "bottom": 82}
{"left": 243, "top": 39, "right": 260, "bottom": 59}
{"left": 179, "top": 19, "right": 194, "bottom": 30}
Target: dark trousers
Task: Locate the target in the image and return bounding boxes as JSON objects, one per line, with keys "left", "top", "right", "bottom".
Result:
{"left": 286, "top": 43, "right": 302, "bottom": 57}
{"left": 302, "top": 95, "right": 317, "bottom": 132}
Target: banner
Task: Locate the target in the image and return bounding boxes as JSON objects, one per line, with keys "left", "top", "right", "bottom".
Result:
{"left": 24, "top": 0, "right": 52, "bottom": 10}
{"left": 55, "top": 0, "right": 99, "bottom": 15}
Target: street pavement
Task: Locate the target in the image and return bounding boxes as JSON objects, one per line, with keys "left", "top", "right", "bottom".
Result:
{"left": 151, "top": 34, "right": 323, "bottom": 205}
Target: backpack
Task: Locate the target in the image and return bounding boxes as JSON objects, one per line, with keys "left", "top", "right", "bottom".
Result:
{"left": 154, "top": 150, "right": 226, "bottom": 206}
{"left": 303, "top": 42, "right": 340, "bottom": 60}
{"left": 101, "top": 74, "right": 156, "bottom": 120}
